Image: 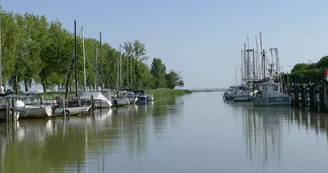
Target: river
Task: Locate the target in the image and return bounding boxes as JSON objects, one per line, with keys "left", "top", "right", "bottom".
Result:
{"left": 0, "top": 92, "right": 328, "bottom": 173}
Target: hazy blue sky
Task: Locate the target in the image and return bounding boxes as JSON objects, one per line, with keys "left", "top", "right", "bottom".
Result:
{"left": 3, "top": 0, "right": 328, "bottom": 89}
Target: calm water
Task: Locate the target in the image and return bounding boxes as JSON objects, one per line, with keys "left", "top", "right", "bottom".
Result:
{"left": 1, "top": 92, "right": 328, "bottom": 172}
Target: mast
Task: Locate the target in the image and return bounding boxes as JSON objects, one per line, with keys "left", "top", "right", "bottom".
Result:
{"left": 243, "top": 43, "right": 247, "bottom": 84}
{"left": 116, "top": 49, "right": 119, "bottom": 91}
{"left": 74, "top": 20, "right": 78, "bottom": 97}
{"left": 260, "top": 32, "right": 265, "bottom": 79}
{"left": 119, "top": 46, "right": 122, "bottom": 89}
{"left": 235, "top": 66, "right": 238, "bottom": 85}
{"left": 99, "top": 32, "right": 103, "bottom": 90}
{"left": 82, "top": 27, "right": 86, "bottom": 92}
{"left": 0, "top": 4, "right": 2, "bottom": 89}
{"left": 95, "top": 47, "right": 98, "bottom": 90}
{"left": 252, "top": 48, "right": 255, "bottom": 80}
{"left": 241, "top": 50, "right": 244, "bottom": 84}
{"left": 255, "top": 35, "right": 259, "bottom": 79}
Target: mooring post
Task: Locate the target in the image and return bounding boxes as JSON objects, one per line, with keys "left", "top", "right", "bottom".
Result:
{"left": 319, "top": 84, "right": 325, "bottom": 112}
{"left": 91, "top": 95, "right": 95, "bottom": 117}
{"left": 11, "top": 98, "right": 15, "bottom": 123}
{"left": 313, "top": 85, "right": 318, "bottom": 111}
{"left": 295, "top": 85, "right": 300, "bottom": 108}
{"left": 301, "top": 86, "right": 307, "bottom": 109}
{"left": 309, "top": 85, "right": 316, "bottom": 111}
{"left": 62, "top": 97, "right": 66, "bottom": 119}
{"left": 325, "top": 82, "right": 328, "bottom": 112}
{"left": 5, "top": 98, "right": 9, "bottom": 123}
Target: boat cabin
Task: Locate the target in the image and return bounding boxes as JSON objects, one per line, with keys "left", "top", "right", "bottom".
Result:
{"left": 257, "top": 82, "right": 282, "bottom": 97}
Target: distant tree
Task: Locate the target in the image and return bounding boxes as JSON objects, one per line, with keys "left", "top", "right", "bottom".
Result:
{"left": 150, "top": 58, "right": 167, "bottom": 88}
{"left": 165, "top": 69, "right": 184, "bottom": 89}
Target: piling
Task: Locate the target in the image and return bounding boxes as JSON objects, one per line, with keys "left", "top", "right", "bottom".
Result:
{"left": 11, "top": 98, "right": 15, "bottom": 123}
{"left": 301, "top": 86, "right": 307, "bottom": 109}
{"left": 91, "top": 95, "right": 95, "bottom": 117}
{"left": 5, "top": 98, "right": 9, "bottom": 123}
{"left": 309, "top": 85, "right": 317, "bottom": 111}
{"left": 319, "top": 84, "right": 325, "bottom": 112}
{"left": 294, "top": 85, "right": 300, "bottom": 108}
{"left": 62, "top": 97, "right": 66, "bottom": 120}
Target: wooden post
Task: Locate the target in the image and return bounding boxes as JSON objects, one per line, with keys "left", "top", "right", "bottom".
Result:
{"left": 5, "top": 98, "right": 9, "bottom": 123}
{"left": 314, "top": 85, "right": 318, "bottom": 111}
{"left": 309, "top": 85, "right": 315, "bottom": 110}
{"left": 295, "top": 85, "right": 300, "bottom": 108}
{"left": 320, "top": 84, "right": 325, "bottom": 112}
{"left": 62, "top": 97, "right": 66, "bottom": 119}
{"left": 11, "top": 98, "right": 15, "bottom": 123}
{"left": 301, "top": 86, "right": 307, "bottom": 109}
{"left": 91, "top": 95, "right": 95, "bottom": 117}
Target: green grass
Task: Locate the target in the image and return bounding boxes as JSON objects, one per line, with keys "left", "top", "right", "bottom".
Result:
{"left": 147, "top": 89, "right": 192, "bottom": 97}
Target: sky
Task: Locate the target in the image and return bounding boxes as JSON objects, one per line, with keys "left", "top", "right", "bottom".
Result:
{"left": 3, "top": 0, "right": 328, "bottom": 89}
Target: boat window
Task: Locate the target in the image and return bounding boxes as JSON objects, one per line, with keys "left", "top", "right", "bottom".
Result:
{"left": 273, "top": 85, "right": 278, "bottom": 91}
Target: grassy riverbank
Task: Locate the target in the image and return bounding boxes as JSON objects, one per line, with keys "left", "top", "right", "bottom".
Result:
{"left": 147, "top": 89, "right": 192, "bottom": 97}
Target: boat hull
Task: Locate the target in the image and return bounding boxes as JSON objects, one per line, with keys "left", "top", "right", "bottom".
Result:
{"left": 54, "top": 106, "right": 91, "bottom": 116}
{"left": 94, "top": 100, "right": 112, "bottom": 108}
{"left": 234, "top": 95, "right": 252, "bottom": 102}
{"left": 18, "top": 105, "right": 53, "bottom": 119}
{"left": 253, "top": 96, "right": 291, "bottom": 106}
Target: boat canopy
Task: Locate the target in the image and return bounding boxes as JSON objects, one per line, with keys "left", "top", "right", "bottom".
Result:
{"left": 78, "top": 91, "right": 109, "bottom": 100}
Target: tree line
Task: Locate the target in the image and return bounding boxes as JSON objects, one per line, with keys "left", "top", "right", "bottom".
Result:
{"left": 283, "top": 56, "right": 328, "bottom": 84}
{"left": 1, "top": 11, "right": 184, "bottom": 93}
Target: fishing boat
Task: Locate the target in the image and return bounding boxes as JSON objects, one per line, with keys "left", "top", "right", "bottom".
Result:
{"left": 253, "top": 81, "right": 291, "bottom": 106}
{"left": 17, "top": 104, "right": 53, "bottom": 119}
{"left": 233, "top": 85, "right": 252, "bottom": 102}
{"left": 223, "top": 86, "right": 238, "bottom": 100}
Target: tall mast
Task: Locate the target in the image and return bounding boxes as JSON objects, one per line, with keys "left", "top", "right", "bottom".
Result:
{"left": 99, "top": 32, "right": 103, "bottom": 90}
{"left": 74, "top": 20, "right": 78, "bottom": 97}
{"left": 95, "top": 47, "right": 98, "bottom": 90}
{"left": 82, "top": 27, "right": 86, "bottom": 92}
{"left": 116, "top": 48, "right": 119, "bottom": 91}
{"left": 119, "top": 46, "right": 122, "bottom": 89}
{"left": 235, "top": 66, "right": 238, "bottom": 85}
{"left": 255, "top": 35, "right": 259, "bottom": 79}
{"left": 243, "top": 43, "right": 247, "bottom": 84}
{"left": 241, "top": 50, "right": 244, "bottom": 84}
{"left": 260, "top": 32, "right": 265, "bottom": 79}
{"left": 0, "top": 4, "right": 2, "bottom": 89}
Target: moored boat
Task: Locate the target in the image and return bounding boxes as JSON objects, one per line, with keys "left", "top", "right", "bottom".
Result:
{"left": 253, "top": 81, "right": 291, "bottom": 106}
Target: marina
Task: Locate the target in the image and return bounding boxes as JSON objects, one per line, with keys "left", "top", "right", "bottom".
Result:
{"left": 1, "top": 92, "right": 328, "bottom": 173}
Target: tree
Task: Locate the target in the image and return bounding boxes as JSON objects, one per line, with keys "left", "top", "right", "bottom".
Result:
{"left": 165, "top": 69, "right": 184, "bottom": 89}
{"left": 150, "top": 58, "right": 166, "bottom": 88}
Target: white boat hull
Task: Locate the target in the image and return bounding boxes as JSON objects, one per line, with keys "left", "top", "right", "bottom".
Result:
{"left": 54, "top": 106, "right": 91, "bottom": 116}
{"left": 18, "top": 105, "right": 53, "bottom": 118}
{"left": 94, "top": 100, "right": 112, "bottom": 108}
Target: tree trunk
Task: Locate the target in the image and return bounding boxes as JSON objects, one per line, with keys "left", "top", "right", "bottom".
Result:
{"left": 24, "top": 78, "right": 29, "bottom": 92}
{"left": 42, "top": 83, "right": 46, "bottom": 93}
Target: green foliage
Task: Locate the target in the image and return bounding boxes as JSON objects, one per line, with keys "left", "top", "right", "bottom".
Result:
{"left": 150, "top": 58, "right": 167, "bottom": 88}
{"left": 165, "top": 69, "right": 184, "bottom": 89}
{"left": 147, "top": 89, "right": 191, "bottom": 97}
{"left": 287, "top": 55, "right": 328, "bottom": 84}
{"left": 0, "top": 10, "right": 184, "bottom": 92}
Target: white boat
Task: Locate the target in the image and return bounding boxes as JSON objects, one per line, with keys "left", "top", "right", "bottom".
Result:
{"left": 111, "top": 96, "right": 130, "bottom": 106}
{"left": 54, "top": 105, "right": 91, "bottom": 116}
{"left": 18, "top": 105, "right": 53, "bottom": 119}
{"left": 234, "top": 85, "right": 252, "bottom": 102}
{"left": 147, "top": 94, "right": 154, "bottom": 101}
{"left": 120, "top": 91, "right": 138, "bottom": 104}
{"left": 79, "top": 91, "right": 112, "bottom": 108}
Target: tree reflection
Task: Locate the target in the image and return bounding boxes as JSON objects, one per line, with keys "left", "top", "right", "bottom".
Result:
{"left": 0, "top": 96, "right": 184, "bottom": 173}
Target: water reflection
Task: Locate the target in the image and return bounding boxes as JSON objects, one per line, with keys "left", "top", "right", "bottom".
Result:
{"left": 226, "top": 100, "right": 328, "bottom": 171}
{"left": 0, "top": 96, "right": 184, "bottom": 173}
